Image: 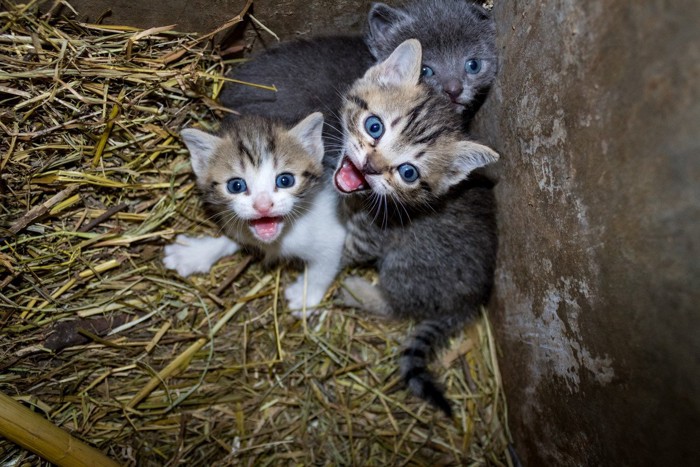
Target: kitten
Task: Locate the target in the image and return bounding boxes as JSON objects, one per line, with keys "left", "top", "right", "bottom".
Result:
{"left": 366, "top": 0, "right": 497, "bottom": 116}
{"left": 219, "top": 0, "right": 496, "bottom": 134}
{"left": 334, "top": 39, "right": 499, "bottom": 417}
{"left": 163, "top": 112, "right": 346, "bottom": 310}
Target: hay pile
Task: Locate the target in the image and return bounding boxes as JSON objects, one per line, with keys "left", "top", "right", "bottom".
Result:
{"left": 0, "top": 2, "right": 512, "bottom": 465}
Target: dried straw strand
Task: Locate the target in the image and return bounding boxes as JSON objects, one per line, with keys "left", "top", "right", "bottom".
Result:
{"left": 0, "top": 391, "right": 120, "bottom": 467}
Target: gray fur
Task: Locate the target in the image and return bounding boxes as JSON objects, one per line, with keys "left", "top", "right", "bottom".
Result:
{"left": 342, "top": 180, "right": 497, "bottom": 323}
{"left": 220, "top": 36, "right": 373, "bottom": 126}
{"left": 367, "top": 0, "right": 497, "bottom": 115}
{"left": 342, "top": 177, "right": 498, "bottom": 417}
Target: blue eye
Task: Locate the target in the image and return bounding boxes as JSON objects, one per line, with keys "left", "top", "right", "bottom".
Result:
{"left": 421, "top": 65, "right": 434, "bottom": 77}
{"left": 226, "top": 178, "right": 247, "bottom": 194}
{"left": 465, "top": 59, "right": 482, "bottom": 74}
{"left": 364, "top": 115, "right": 384, "bottom": 139}
{"left": 275, "top": 173, "right": 295, "bottom": 189}
{"left": 398, "top": 163, "right": 419, "bottom": 183}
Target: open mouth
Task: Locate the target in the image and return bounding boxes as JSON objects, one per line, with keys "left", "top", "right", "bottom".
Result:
{"left": 249, "top": 216, "right": 283, "bottom": 243}
{"left": 334, "top": 156, "right": 369, "bottom": 194}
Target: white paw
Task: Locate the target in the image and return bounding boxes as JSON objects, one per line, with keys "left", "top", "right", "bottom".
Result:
{"left": 290, "top": 308, "right": 322, "bottom": 320}
{"left": 285, "top": 275, "right": 326, "bottom": 313}
{"left": 163, "top": 235, "right": 213, "bottom": 277}
{"left": 163, "top": 234, "right": 238, "bottom": 277}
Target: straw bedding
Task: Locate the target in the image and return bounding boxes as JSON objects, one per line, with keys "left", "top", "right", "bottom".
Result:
{"left": 0, "top": 1, "right": 512, "bottom": 465}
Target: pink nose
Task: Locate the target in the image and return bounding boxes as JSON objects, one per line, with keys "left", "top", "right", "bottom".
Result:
{"left": 253, "top": 196, "right": 273, "bottom": 214}
{"left": 443, "top": 79, "right": 463, "bottom": 102}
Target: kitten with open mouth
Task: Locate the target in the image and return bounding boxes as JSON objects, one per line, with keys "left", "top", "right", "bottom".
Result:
{"left": 163, "top": 113, "right": 346, "bottom": 311}
{"left": 332, "top": 39, "right": 499, "bottom": 416}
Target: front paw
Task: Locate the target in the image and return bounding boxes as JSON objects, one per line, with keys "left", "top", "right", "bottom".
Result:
{"left": 285, "top": 276, "right": 326, "bottom": 313}
{"left": 163, "top": 235, "right": 216, "bottom": 277}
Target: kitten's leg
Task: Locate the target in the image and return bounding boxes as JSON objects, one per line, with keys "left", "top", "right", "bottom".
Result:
{"left": 163, "top": 234, "right": 239, "bottom": 277}
{"left": 342, "top": 212, "right": 385, "bottom": 266}
{"left": 286, "top": 256, "right": 340, "bottom": 315}
{"left": 340, "top": 276, "right": 392, "bottom": 317}
{"left": 286, "top": 222, "right": 345, "bottom": 315}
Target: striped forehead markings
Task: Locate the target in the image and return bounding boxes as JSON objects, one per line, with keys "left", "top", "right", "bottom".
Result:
{"left": 237, "top": 140, "right": 257, "bottom": 167}
{"left": 415, "top": 127, "right": 448, "bottom": 146}
{"left": 266, "top": 126, "right": 277, "bottom": 154}
{"left": 259, "top": 119, "right": 279, "bottom": 156}
{"left": 402, "top": 97, "right": 432, "bottom": 137}
{"left": 347, "top": 94, "right": 369, "bottom": 111}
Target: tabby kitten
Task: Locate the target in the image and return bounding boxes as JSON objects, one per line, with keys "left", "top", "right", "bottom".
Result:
{"left": 219, "top": 0, "right": 496, "bottom": 137}
{"left": 164, "top": 113, "right": 346, "bottom": 310}
{"left": 334, "top": 39, "right": 499, "bottom": 416}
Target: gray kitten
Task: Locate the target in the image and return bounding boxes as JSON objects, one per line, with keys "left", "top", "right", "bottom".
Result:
{"left": 334, "top": 40, "right": 499, "bottom": 416}
{"left": 367, "top": 0, "right": 497, "bottom": 115}
{"left": 219, "top": 0, "right": 497, "bottom": 137}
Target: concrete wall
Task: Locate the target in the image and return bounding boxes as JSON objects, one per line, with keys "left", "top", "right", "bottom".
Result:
{"left": 476, "top": 1, "right": 700, "bottom": 465}
{"left": 64, "top": 0, "right": 249, "bottom": 34}
{"left": 62, "top": 0, "right": 371, "bottom": 38}
{"left": 52, "top": 0, "right": 700, "bottom": 464}
{"left": 246, "top": 0, "right": 372, "bottom": 38}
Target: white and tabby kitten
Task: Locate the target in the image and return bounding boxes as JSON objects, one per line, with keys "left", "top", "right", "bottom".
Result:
{"left": 164, "top": 113, "right": 346, "bottom": 310}
{"left": 334, "top": 40, "right": 499, "bottom": 416}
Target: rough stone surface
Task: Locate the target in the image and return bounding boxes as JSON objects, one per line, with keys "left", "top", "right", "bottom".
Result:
{"left": 238, "top": 1, "right": 372, "bottom": 54}
{"left": 473, "top": 1, "right": 700, "bottom": 465}
{"left": 248, "top": 0, "right": 372, "bottom": 39}
{"left": 58, "top": 0, "right": 373, "bottom": 52}
{"left": 63, "top": 0, "right": 249, "bottom": 34}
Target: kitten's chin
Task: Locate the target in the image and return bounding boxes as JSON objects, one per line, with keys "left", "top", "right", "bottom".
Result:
{"left": 334, "top": 157, "right": 368, "bottom": 194}
{"left": 249, "top": 217, "right": 283, "bottom": 243}
{"left": 452, "top": 102, "right": 466, "bottom": 113}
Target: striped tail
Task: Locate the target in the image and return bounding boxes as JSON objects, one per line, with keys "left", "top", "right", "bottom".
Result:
{"left": 400, "top": 318, "right": 459, "bottom": 417}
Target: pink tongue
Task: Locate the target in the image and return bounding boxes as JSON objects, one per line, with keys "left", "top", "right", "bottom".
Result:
{"left": 250, "top": 217, "right": 281, "bottom": 242}
{"left": 335, "top": 158, "right": 367, "bottom": 193}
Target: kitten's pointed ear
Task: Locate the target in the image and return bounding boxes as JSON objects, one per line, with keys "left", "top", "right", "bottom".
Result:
{"left": 370, "top": 39, "right": 422, "bottom": 86}
{"left": 181, "top": 128, "right": 222, "bottom": 178}
{"left": 440, "top": 141, "right": 499, "bottom": 191}
{"left": 367, "top": 3, "right": 409, "bottom": 47}
{"left": 289, "top": 112, "right": 325, "bottom": 163}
